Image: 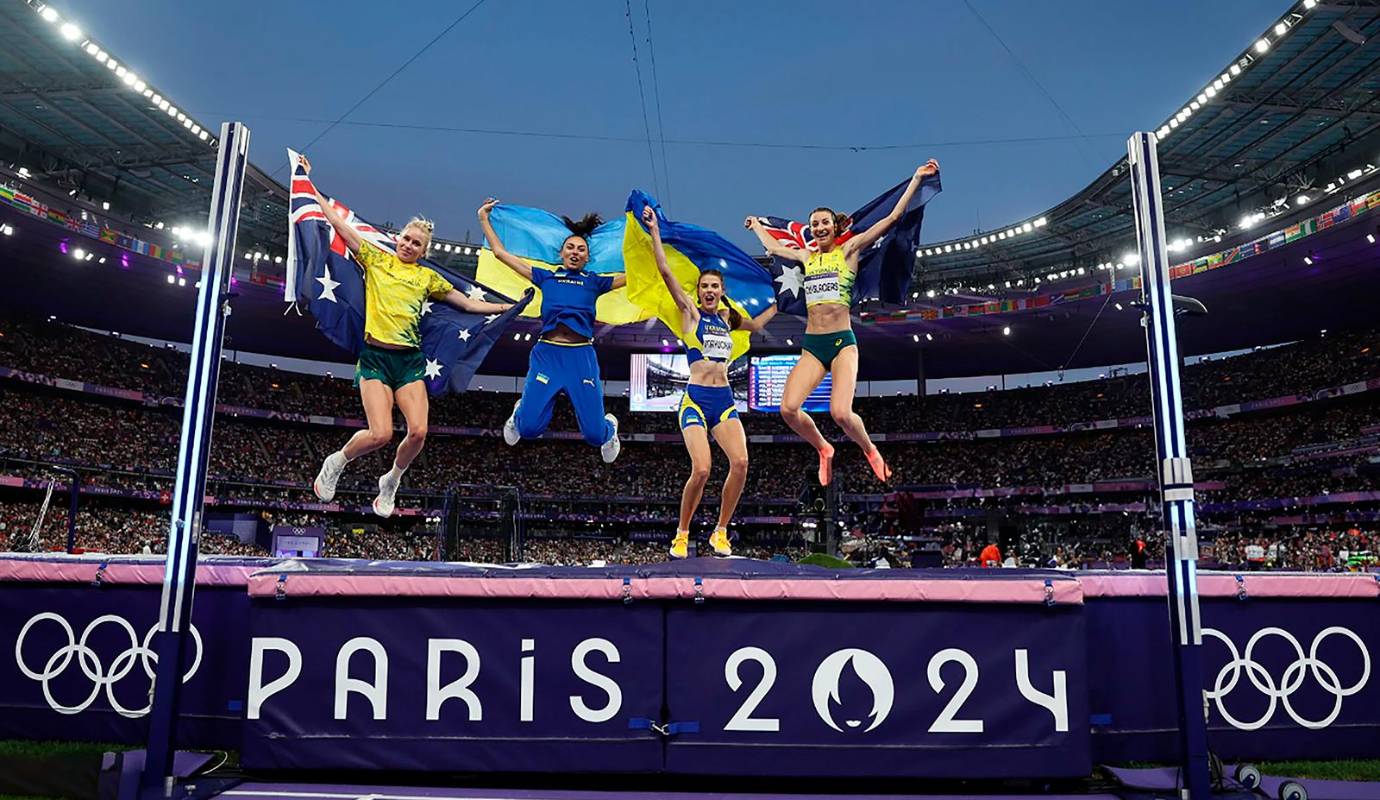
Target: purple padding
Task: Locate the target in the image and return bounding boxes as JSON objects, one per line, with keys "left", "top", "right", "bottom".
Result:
{"left": 221, "top": 784, "right": 1121, "bottom": 800}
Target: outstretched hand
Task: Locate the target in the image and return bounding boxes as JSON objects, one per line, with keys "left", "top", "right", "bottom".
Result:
{"left": 641, "top": 205, "right": 660, "bottom": 233}
{"left": 915, "top": 159, "right": 940, "bottom": 179}
{"left": 743, "top": 215, "right": 761, "bottom": 230}
{"left": 298, "top": 154, "right": 312, "bottom": 175}
{"left": 477, "top": 198, "right": 499, "bottom": 221}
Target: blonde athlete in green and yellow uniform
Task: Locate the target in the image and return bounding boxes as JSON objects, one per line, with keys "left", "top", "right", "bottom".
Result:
{"left": 745, "top": 159, "right": 939, "bottom": 487}
{"left": 298, "top": 156, "right": 515, "bottom": 518}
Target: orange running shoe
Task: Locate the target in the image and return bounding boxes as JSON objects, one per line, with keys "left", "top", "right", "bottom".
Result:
{"left": 865, "top": 447, "right": 892, "bottom": 483}
{"left": 817, "top": 443, "right": 835, "bottom": 486}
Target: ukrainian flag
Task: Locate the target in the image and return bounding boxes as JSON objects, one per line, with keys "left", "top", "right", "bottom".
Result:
{"left": 476, "top": 203, "right": 651, "bottom": 326}
{"left": 621, "top": 190, "right": 776, "bottom": 363}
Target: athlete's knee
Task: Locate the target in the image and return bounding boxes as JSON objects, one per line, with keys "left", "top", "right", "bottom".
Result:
{"left": 727, "top": 452, "right": 749, "bottom": 475}
{"left": 829, "top": 406, "right": 855, "bottom": 428}
{"left": 780, "top": 401, "right": 804, "bottom": 422}
{"left": 689, "top": 460, "right": 712, "bottom": 484}
{"left": 404, "top": 423, "right": 428, "bottom": 443}
{"left": 364, "top": 427, "right": 393, "bottom": 450}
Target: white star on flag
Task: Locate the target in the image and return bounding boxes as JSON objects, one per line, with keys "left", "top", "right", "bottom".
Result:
{"left": 423, "top": 359, "right": 443, "bottom": 380}
{"left": 420, "top": 300, "right": 434, "bottom": 316}
{"left": 484, "top": 314, "right": 499, "bottom": 324}
{"left": 458, "top": 328, "right": 472, "bottom": 342}
{"left": 316, "top": 266, "right": 341, "bottom": 303}
{"left": 466, "top": 285, "right": 487, "bottom": 301}
{"left": 775, "top": 265, "right": 803, "bottom": 297}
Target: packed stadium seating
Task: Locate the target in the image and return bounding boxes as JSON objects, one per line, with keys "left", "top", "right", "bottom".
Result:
{"left": 1, "top": 315, "right": 1377, "bottom": 569}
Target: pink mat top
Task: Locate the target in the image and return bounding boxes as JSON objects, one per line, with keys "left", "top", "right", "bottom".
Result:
{"left": 0, "top": 555, "right": 262, "bottom": 587}
{"left": 1078, "top": 571, "right": 1380, "bottom": 599}
{"left": 244, "top": 572, "right": 1087, "bottom": 604}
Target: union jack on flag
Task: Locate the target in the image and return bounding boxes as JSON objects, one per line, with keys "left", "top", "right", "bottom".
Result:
{"left": 284, "top": 149, "right": 531, "bottom": 395}
{"left": 755, "top": 172, "right": 942, "bottom": 316}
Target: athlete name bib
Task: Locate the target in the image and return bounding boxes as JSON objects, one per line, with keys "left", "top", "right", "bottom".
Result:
{"left": 804, "top": 271, "right": 842, "bottom": 304}
{"left": 701, "top": 329, "right": 734, "bottom": 361}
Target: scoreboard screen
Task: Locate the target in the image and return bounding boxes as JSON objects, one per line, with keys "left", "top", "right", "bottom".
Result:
{"left": 748, "top": 354, "right": 832, "bottom": 412}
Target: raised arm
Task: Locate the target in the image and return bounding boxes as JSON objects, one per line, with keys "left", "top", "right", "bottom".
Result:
{"left": 299, "top": 155, "right": 362, "bottom": 256}
{"left": 735, "top": 301, "right": 778, "bottom": 333}
{"left": 744, "top": 216, "right": 808, "bottom": 263}
{"left": 477, "top": 198, "right": 533, "bottom": 282}
{"left": 642, "top": 205, "right": 696, "bottom": 319}
{"left": 845, "top": 159, "right": 939, "bottom": 257}
{"left": 442, "top": 289, "right": 515, "bottom": 315}
{"left": 608, "top": 274, "right": 627, "bottom": 291}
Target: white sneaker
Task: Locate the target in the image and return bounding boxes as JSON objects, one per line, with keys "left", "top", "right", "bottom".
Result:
{"left": 373, "top": 471, "right": 400, "bottom": 518}
{"left": 600, "top": 413, "right": 621, "bottom": 463}
{"left": 313, "top": 451, "right": 347, "bottom": 502}
{"left": 503, "top": 400, "right": 521, "bottom": 446}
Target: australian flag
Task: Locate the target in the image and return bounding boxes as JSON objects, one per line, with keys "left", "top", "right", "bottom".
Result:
{"left": 756, "top": 172, "right": 942, "bottom": 315}
{"left": 284, "top": 149, "right": 530, "bottom": 395}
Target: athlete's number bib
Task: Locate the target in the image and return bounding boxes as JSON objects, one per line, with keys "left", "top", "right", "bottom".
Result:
{"left": 804, "top": 271, "right": 841, "bottom": 304}
{"left": 702, "top": 330, "right": 733, "bottom": 361}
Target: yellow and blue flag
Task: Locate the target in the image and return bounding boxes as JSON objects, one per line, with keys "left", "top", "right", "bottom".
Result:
{"left": 476, "top": 204, "right": 652, "bottom": 326}
{"left": 622, "top": 190, "right": 775, "bottom": 363}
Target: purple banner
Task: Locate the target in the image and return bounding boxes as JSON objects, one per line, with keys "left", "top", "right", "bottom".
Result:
{"left": 0, "top": 582, "right": 250, "bottom": 748}
{"left": 663, "top": 602, "right": 1089, "bottom": 777}
{"left": 242, "top": 599, "right": 665, "bottom": 773}
{"left": 1087, "top": 594, "right": 1379, "bottom": 762}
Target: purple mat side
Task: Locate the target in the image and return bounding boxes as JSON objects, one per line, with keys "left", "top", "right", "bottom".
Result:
{"left": 1105, "top": 765, "right": 1380, "bottom": 800}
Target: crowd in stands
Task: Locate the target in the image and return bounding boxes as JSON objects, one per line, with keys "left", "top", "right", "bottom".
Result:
{"left": 3, "top": 315, "right": 1380, "bottom": 568}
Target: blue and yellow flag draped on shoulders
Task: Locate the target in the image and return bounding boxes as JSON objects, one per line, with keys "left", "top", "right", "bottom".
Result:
{"left": 476, "top": 205, "right": 651, "bottom": 326}
{"left": 621, "top": 190, "right": 775, "bottom": 364}
{"left": 284, "top": 149, "right": 531, "bottom": 396}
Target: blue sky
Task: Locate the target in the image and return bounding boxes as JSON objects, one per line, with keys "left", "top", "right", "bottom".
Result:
{"left": 59, "top": 0, "right": 1285, "bottom": 250}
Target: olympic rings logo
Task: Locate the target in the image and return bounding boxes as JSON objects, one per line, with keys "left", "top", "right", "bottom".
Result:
{"left": 14, "top": 613, "right": 203, "bottom": 718}
{"left": 1202, "top": 626, "right": 1370, "bottom": 731}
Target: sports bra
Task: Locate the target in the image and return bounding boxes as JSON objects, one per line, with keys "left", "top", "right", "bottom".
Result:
{"left": 803, "top": 248, "right": 854, "bottom": 309}
{"left": 683, "top": 311, "right": 734, "bottom": 364}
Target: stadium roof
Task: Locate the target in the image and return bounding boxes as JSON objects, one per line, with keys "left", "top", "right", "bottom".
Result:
{"left": 914, "top": 0, "right": 1380, "bottom": 291}
{"left": 2, "top": 0, "right": 1380, "bottom": 382}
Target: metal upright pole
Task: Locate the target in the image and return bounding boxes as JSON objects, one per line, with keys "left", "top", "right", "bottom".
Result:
{"left": 137, "top": 122, "right": 250, "bottom": 799}
{"left": 1125, "top": 131, "right": 1211, "bottom": 800}
{"left": 64, "top": 470, "right": 80, "bottom": 554}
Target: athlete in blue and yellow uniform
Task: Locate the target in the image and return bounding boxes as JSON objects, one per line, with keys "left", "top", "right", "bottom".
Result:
{"left": 301, "top": 157, "right": 515, "bottom": 518}
{"left": 746, "top": 159, "right": 939, "bottom": 487}
{"left": 478, "top": 198, "right": 624, "bottom": 462}
{"left": 641, "top": 206, "right": 777, "bottom": 558}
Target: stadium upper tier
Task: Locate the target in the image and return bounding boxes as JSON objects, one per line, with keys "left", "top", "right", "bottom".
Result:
{"left": 2, "top": 0, "right": 1380, "bottom": 379}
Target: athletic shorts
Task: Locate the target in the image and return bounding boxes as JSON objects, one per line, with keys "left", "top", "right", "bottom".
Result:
{"left": 354, "top": 343, "right": 425, "bottom": 390}
{"left": 679, "top": 384, "right": 738, "bottom": 431}
{"left": 801, "top": 329, "right": 857, "bottom": 369}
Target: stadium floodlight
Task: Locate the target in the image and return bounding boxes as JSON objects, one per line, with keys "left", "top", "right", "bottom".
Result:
{"left": 1194, "top": 95, "right": 1205, "bottom": 106}
{"left": 1230, "top": 63, "right": 1242, "bottom": 76}
{"left": 1115, "top": 302, "right": 1123, "bottom": 311}
{"left": 122, "top": 72, "right": 137, "bottom": 86}
{"left": 925, "top": 289, "right": 936, "bottom": 298}
{"left": 1205, "top": 86, "right": 1217, "bottom": 98}
{"left": 102, "top": 201, "right": 110, "bottom": 210}
{"left": 1255, "top": 38, "right": 1270, "bottom": 53}
{"left": 1002, "top": 326, "right": 1011, "bottom": 336}
{"left": 133, "top": 80, "right": 146, "bottom": 93}
{"left": 1239, "top": 214, "right": 1255, "bottom": 229}
{"left": 1348, "top": 168, "right": 1364, "bottom": 179}
{"left": 785, "top": 338, "right": 793, "bottom": 346}
{"left": 1303, "top": 255, "right": 1313, "bottom": 265}
{"left": 72, "top": 247, "right": 86, "bottom": 261}
{"left": 40, "top": 6, "right": 59, "bottom": 22}
{"left": 178, "top": 277, "right": 186, "bottom": 287}
{"left": 1121, "top": 252, "right": 1140, "bottom": 265}
{"left": 1212, "top": 79, "right": 1223, "bottom": 90}
{"left": 59, "top": 22, "right": 81, "bottom": 41}
{"left": 912, "top": 334, "right": 919, "bottom": 343}
{"left": 1022, "top": 222, "right": 1033, "bottom": 233}
{"left": 84, "top": 42, "right": 98, "bottom": 55}
{"left": 166, "top": 274, "right": 175, "bottom": 284}
{"left": 0, "top": 225, "right": 13, "bottom": 236}
{"left": 1304, "top": 0, "right": 1317, "bottom": 7}
{"left": 106, "top": 59, "right": 118, "bottom": 71}
{"left": 1296, "top": 194, "right": 1310, "bottom": 206}
{"left": 1169, "top": 118, "right": 1180, "bottom": 129}
{"left": 926, "top": 333, "right": 934, "bottom": 341}
{"left": 1034, "top": 217, "right": 1047, "bottom": 227}
{"left": 1367, "top": 233, "right": 1375, "bottom": 244}
{"left": 198, "top": 130, "right": 209, "bottom": 141}
{"left": 115, "top": 65, "right": 127, "bottom": 78}
{"left": 1274, "top": 22, "right": 1288, "bottom": 36}
{"left": 167, "top": 104, "right": 177, "bottom": 116}
{"left": 1157, "top": 126, "right": 1171, "bottom": 139}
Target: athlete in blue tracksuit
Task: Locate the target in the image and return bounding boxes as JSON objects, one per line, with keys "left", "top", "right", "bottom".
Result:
{"left": 478, "top": 199, "right": 623, "bottom": 462}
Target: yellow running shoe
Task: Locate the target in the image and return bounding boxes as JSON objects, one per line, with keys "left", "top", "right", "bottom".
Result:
{"left": 709, "top": 527, "right": 732, "bottom": 557}
{"left": 669, "top": 531, "right": 690, "bottom": 560}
